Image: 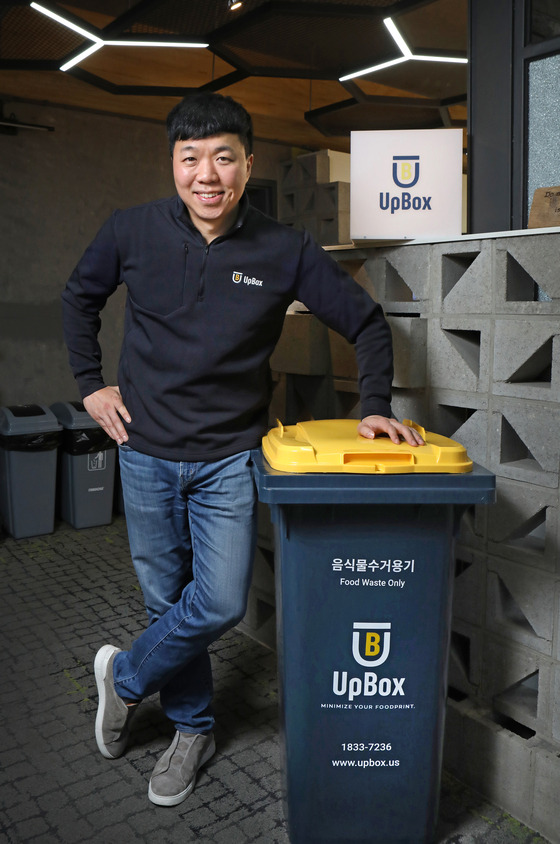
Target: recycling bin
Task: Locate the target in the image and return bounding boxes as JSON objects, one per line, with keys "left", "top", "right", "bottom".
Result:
{"left": 253, "top": 419, "right": 495, "bottom": 844}
{"left": 50, "top": 401, "right": 116, "bottom": 529}
{"left": 0, "top": 404, "right": 62, "bottom": 539}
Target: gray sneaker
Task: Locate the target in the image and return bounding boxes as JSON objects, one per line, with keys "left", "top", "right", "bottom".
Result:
{"left": 148, "top": 730, "right": 216, "bottom": 806}
{"left": 94, "top": 644, "right": 139, "bottom": 759}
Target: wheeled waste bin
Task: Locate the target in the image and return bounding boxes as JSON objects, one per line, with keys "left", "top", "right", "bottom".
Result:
{"left": 0, "top": 404, "right": 62, "bottom": 539}
{"left": 253, "top": 419, "right": 495, "bottom": 844}
{"left": 50, "top": 401, "right": 116, "bottom": 529}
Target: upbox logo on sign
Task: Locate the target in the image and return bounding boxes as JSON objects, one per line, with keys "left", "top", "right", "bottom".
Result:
{"left": 380, "top": 155, "right": 432, "bottom": 215}
{"left": 392, "top": 155, "right": 420, "bottom": 188}
{"left": 332, "top": 622, "right": 405, "bottom": 702}
{"left": 350, "top": 128, "right": 463, "bottom": 241}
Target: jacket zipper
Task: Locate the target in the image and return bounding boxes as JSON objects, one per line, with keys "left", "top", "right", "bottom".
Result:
{"left": 177, "top": 196, "right": 246, "bottom": 305}
{"left": 182, "top": 242, "right": 189, "bottom": 305}
{"left": 197, "top": 243, "right": 210, "bottom": 302}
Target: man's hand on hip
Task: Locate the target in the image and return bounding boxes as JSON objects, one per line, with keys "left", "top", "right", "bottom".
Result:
{"left": 83, "top": 386, "right": 131, "bottom": 445}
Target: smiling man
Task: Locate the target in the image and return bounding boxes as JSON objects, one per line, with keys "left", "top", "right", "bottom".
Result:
{"left": 172, "top": 136, "right": 253, "bottom": 239}
{"left": 61, "top": 92, "right": 422, "bottom": 808}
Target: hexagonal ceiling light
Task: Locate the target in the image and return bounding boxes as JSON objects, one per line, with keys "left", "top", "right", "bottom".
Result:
{"left": 339, "top": 16, "right": 467, "bottom": 81}
{"left": 29, "top": 1, "right": 209, "bottom": 71}
{"left": 305, "top": 9, "right": 468, "bottom": 135}
{"left": 19, "top": 0, "right": 468, "bottom": 138}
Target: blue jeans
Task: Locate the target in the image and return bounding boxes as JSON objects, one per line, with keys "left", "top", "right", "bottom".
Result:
{"left": 113, "top": 447, "right": 257, "bottom": 735}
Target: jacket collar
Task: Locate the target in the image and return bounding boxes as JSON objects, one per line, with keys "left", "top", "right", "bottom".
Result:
{"left": 174, "top": 192, "right": 250, "bottom": 242}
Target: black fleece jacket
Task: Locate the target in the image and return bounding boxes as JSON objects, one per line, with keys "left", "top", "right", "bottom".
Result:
{"left": 62, "top": 193, "right": 393, "bottom": 461}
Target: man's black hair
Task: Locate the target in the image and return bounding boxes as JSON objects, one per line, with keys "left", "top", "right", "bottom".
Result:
{"left": 166, "top": 92, "right": 253, "bottom": 157}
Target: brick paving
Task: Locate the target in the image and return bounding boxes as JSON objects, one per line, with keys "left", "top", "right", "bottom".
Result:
{"left": 0, "top": 517, "right": 549, "bottom": 844}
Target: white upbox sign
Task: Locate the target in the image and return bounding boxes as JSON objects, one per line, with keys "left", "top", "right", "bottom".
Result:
{"left": 350, "top": 128, "right": 463, "bottom": 241}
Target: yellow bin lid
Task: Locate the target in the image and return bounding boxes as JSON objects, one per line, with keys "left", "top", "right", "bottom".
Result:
{"left": 262, "top": 419, "right": 473, "bottom": 474}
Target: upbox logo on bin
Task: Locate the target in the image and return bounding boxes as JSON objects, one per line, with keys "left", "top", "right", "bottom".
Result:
{"left": 350, "top": 128, "right": 463, "bottom": 240}
{"left": 332, "top": 622, "right": 405, "bottom": 702}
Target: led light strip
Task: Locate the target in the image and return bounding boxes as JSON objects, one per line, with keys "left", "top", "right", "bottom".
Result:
{"left": 339, "top": 16, "right": 468, "bottom": 82}
{"left": 60, "top": 43, "right": 103, "bottom": 71}
{"left": 384, "top": 17, "right": 413, "bottom": 60}
{"left": 30, "top": 2, "right": 208, "bottom": 71}
{"left": 30, "top": 2, "right": 102, "bottom": 42}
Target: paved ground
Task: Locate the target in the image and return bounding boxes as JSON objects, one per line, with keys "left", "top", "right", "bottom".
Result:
{"left": 0, "top": 516, "right": 551, "bottom": 844}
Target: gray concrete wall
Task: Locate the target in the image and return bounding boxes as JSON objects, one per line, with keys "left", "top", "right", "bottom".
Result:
{"left": 0, "top": 100, "right": 290, "bottom": 407}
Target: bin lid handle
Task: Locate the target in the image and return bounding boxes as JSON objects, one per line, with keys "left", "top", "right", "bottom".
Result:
{"left": 402, "top": 418, "right": 426, "bottom": 441}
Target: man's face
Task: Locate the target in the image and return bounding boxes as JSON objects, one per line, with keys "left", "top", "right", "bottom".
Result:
{"left": 172, "top": 133, "right": 253, "bottom": 238}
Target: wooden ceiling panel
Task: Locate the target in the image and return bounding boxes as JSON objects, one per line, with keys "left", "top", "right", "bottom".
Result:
{"left": 203, "top": 75, "right": 355, "bottom": 150}
{"left": 0, "top": 69, "right": 179, "bottom": 122}
{"left": 349, "top": 58, "right": 467, "bottom": 100}
{"left": 397, "top": 0, "right": 468, "bottom": 53}
{"left": 80, "top": 47, "right": 234, "bottom": 89}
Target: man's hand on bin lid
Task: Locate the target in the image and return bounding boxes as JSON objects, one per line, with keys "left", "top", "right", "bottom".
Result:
{"left": 358, "top": 416, "right": 425, "bottom": 447}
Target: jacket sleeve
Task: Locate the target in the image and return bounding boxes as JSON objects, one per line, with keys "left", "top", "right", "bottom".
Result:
{"left": 293, "top": 230, "right": 393, "bottom": 419}
{"left": 61, "top": 214, "right": 122, "bottom": 399}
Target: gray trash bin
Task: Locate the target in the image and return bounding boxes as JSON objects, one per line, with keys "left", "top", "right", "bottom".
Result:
{"left": 0, "top": 404, "right": 62, "bottom": 539}
{"left": 50, "top": 401, "right": 116, "bottom": 529}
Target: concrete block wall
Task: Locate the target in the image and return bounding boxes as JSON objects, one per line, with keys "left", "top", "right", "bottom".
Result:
{"left": 277, "top": 149, "right": 351, "bottom": 245}
{"left": 253, "top": 228, "right": 560, "bottom": 842}
{"left": 362, "top": 230, "right": 560, "bottom": 841}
